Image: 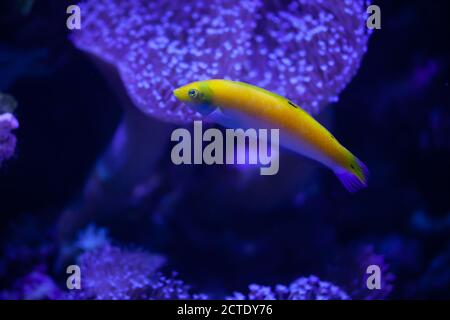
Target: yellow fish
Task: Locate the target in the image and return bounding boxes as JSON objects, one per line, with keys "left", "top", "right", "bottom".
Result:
{"left": 173, "top": 79, "right": 368, "bottom": 192}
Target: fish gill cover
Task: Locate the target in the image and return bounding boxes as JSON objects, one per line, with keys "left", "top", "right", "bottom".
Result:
{"left": 71, "top": 0, "right": 371, "bottom": 122}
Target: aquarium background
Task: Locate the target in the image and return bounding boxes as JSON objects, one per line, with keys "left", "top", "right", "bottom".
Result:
{"left": 0, "top": 0, "right": 449, "bottom": 299}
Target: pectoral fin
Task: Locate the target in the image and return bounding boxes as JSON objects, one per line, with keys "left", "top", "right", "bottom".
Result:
{"left": 204, "top": 107, "right": 240, "bottom": 128}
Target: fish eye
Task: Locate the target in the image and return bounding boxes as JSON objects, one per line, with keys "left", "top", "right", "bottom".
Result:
{"left": 188, "top": 89, "right": 198, "bottom": 99}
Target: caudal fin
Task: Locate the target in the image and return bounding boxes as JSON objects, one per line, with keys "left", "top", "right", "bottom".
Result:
{"left": 335, "top": 158, "right": 369, "bottom": 193}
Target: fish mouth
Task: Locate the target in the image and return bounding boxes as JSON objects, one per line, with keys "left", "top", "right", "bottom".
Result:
{"left": 173, "top": 88, "right": 187, "bottom": 102}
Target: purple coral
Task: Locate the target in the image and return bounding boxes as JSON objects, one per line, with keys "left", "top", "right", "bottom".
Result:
{"left": 148, "top": 272, "right": 208, "bottom": 300}
{"left": 0, "top": 113, "right": 19, "bottom": 167}
{"left": 0, "top": 266, "right": 62, "bottom": 300}
{"left": 77, "top": 245, "right": 166, "bottom": 299}
{"left": 72, "top": 245, "right": 208, "bottom": 300}
{"left": 228, "top": 275, "right": 350, "bottom": 300}
{"left": 244, "top": 0, "right": 372, "bottom": 114}
{"left": 334, "top": 245, "right": 395, "bottom": 300}
{"left": 72, "top": 0, "right": 371, "bottom": 122}
{"left": 74, "top": 224, "right": 110, "bottom": 252}
{"left": 352, "top": 246, "right": 395, "bottom": 300}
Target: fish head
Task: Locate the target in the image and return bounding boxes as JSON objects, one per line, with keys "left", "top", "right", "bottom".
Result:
{"left": 173, "top": 81, "right": 215, "bottom": 116}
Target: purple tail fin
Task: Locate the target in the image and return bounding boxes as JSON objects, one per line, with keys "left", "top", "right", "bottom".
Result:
{"left": 335, "top": 158, "right": 369, "bottom": 193}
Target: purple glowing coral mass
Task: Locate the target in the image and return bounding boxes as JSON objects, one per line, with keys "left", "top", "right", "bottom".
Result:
{"left": 0, "top": 113, "right": 19, "bottom": 166}
{"left": 228, "top": 275, "right": 350, "bottom": 300}
{"left": 72, "top": 0, "right": 371, "bottom": 123}
{"left": 77, "top": 245, "right": 166, "bottom": 299}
